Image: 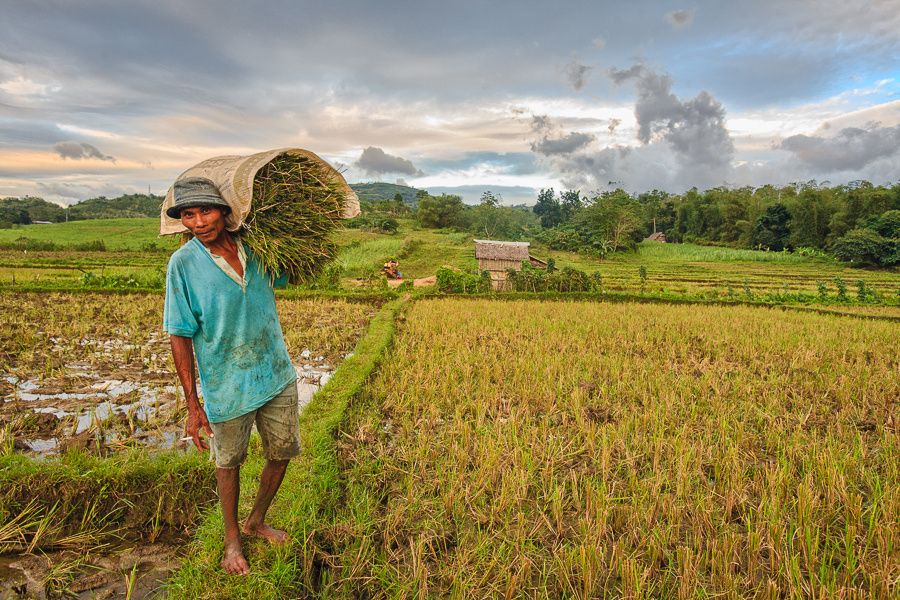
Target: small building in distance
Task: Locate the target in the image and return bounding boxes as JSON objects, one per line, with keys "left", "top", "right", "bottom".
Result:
{"left": 645, "top": 231, "right": 667, "bottom": 242}
{"left": 474, "top": 239, "right": 547, "bottom": 291}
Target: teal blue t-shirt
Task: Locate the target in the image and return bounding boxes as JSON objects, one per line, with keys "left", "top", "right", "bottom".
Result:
{"left": 163, "top": 237, "right": 296, "bottom": 423}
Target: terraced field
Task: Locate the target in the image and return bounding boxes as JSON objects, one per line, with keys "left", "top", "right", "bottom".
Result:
{"left": 2, "top": 219, "right": 897, "bottom": 312}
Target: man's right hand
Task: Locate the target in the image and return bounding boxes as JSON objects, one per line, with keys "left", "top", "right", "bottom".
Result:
{"left": 185, "top": 408, "right": 214, "bottom": 451}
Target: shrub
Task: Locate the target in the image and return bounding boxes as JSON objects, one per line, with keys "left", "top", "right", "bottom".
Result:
{"left": 80, "top": 270, "right": 164, "bottom": 289}
{"left": 72, "top": 240, "right": 106, "bottom": 252}
{"left": 506, "top": 262, "right": 596, "bottom": 293}
{"left": 436, "top": 267, "right": 491, "bottom": 293}
{"left": 831, "top": 228, "right": 895, "bottom": 267}
{"left": 308, "top": 264, "right": 344, "bottom": 290}
{"left": 343, "top": 214, "right": 400, "bottom": 234}
{"left": 833, "top": 277, "right": 847, "bottom": 301}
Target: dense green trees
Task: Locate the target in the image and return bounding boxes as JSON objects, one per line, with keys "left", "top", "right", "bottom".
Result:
{"left": 416, "top": 193, "right": 466, "bottom": 228}
{"left": 530, "top": 182, "right": 899, "bottom": 266}
{"left": 751, "top": 204, "right": 792, "bottom": 251}
{"left": 572, "top": 190, "right": 644, "bottom": 253}
{"left": 411, "top": 191, "right": 538, "bottom": 239}
{"left": 0, "top": 206, "right": 31, "bottom": 227}
{"left": 0, "top": 197, "right": 67, "bottom": 222}
{"left": 460, "top": 192, "right": 539, "bottom": 240}
{"left": 0, "top": 193, "right": 163, "bottom": 222}
{"left": 533, "top": 188, "right": 563, "bottom": 228}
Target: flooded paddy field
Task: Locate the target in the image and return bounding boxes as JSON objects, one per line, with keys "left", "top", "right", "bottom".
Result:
{"left": 0, "top": 292, "right": 376, "bottom": 457}
{"left": 0, "top": 291, "right": 376, "bottom": 597}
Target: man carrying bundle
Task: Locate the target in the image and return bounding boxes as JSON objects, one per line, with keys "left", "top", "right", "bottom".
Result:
{"left": 164, "top": 177, "right": 299, "bottom": 576}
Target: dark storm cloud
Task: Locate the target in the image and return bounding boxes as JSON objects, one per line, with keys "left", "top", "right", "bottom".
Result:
{"left": 531, "top": 132, "right": 594, "bottom": 155}
{"left": 563, "top": 61, "right": 591, "bottom": 91}
{"left": 666, "top": 10, "right": 694, "bottom": 28}
{"left": 0, "top": 2, "right": 245, "bottom": 94}
{"left": 355, "top": 147, "right": 424, "bottom": 177}
{"left": 53, "top": 141, "right": 115, "bottom": 161}
{"left": 530, "top": 115, "right": 594, "bottom": 155}
{"left": 530, "top": 66, "right": 737, "bottom": 193}
{"left": 780, "top": 125, "right": 900, "bottom": 171}
{"left": 608, "top": 64, "right": 734, "bottom": 168}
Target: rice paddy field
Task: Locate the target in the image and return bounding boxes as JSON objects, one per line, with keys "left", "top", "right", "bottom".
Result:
{"left": 1, "top": 217, "right": 899, "bottom": 597}
{"left": 320, "top": 299, "right": 898, "bottom": 598}
{"left": 0, "top": 293, "right": 375, "bottom": 458}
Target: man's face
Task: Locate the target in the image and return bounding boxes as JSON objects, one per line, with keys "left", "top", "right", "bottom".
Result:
{"left": 180, "top": 205, "right": 227, "bottom": 244}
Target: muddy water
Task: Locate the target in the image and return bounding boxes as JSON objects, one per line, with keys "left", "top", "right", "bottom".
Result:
{"left": 0, "top": 542, "right": 184, "bottom": 599}
{"left": 2, "top": 347, "right": 335, "bottom": 458}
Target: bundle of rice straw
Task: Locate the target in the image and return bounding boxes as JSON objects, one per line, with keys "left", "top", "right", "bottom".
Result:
{"left": 161, "top": 148, "right": 359, "bottom": 284}
{"left": 243, "top": 154, "right": 345, "bottom": 283}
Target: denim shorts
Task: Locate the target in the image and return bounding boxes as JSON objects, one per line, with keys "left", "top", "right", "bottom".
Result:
{"left": 209, "top": 382, "right": 301, "bottom": 468}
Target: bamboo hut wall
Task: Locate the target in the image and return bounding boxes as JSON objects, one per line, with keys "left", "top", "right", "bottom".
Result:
{"left": 488, "top": 271, "right": 512, "bottom": 291}
{"left": 478, "top": 258, "right": 524, "bottom": 272}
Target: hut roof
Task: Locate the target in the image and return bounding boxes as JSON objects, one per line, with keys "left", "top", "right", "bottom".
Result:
{"left": 474, "top": 239, "right": 531, "bottom": 261}
{"left": 645, "top": 231, "right": 667, "bottom": 242}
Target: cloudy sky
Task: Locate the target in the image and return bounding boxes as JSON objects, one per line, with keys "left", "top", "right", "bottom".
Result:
{"left": 1, "top": 0, "right": 898, "bottom": 206}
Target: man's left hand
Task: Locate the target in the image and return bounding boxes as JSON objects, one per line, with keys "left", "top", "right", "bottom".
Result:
{"left": 185, "top": 408, "right": 214, "bottom": 451}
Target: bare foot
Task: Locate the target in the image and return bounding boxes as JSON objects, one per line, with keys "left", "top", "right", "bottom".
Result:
{"left": 221, "top": 538, "right": 250, "bottom": 575}
{"left": 242, "top": 522, "right": 290, "bottom": 546}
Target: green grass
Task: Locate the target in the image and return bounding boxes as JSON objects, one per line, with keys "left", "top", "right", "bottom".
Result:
{"left": 336, "top": 236, "right": 407, "bottom": 277}
{"left": 333, "top": 224, "right": 476, "bottom": 279}
{"left": 0, "top": 218, "right": 178, "bottom": 251}
{"left": 632, "top": 241, "right": 826, "bottom": 263}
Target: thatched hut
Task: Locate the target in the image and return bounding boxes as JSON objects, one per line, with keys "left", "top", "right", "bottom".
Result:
{"left": 474, "top": 239, "right": 546, "bottom": 291}
{"left": 645, "top": 231, "right": 667, "bottom": 242}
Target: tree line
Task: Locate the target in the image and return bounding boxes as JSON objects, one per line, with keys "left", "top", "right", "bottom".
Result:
{"left": 532, "top": 181, "right": 898, "bottom": 260}
{"left": 0, "top": 194, "right": 164, "bottom": 226}
{"left": 357, "top": 181, "right": 899, "bottom": 267}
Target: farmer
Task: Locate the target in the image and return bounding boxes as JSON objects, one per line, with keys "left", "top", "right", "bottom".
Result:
{"left": 163, "top": 177, "right": 299, "bottom": 575}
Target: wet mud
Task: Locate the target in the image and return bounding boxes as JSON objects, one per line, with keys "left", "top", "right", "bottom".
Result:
{"left": 2, "top": 345, "right": 335, "bottom": 458}
{"left": 0, "top": 541, "right": 183, "bottom": 599}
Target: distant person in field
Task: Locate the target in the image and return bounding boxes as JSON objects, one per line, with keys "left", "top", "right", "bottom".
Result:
{"left": 163, "top": 177, "right": 299, "bottom": 575}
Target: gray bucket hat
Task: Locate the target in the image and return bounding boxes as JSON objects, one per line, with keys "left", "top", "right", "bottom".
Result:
{"left": 166, "top": 177, "right": 232, "bottom": 219}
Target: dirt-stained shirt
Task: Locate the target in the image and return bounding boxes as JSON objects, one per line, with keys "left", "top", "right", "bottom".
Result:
{"left": 163, "top": 237, "right": 296, "bottom": 423}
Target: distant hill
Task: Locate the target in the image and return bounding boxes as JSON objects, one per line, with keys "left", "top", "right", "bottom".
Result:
{"left": 0, "top": 194, "right": 163, "bottom": 224}
{"left": 350, "top": 182, "right": 421, "bottom": 206}
{"left": 0, "top": 197, "right": 67, "bottom": 223}
{"left": 3, "top": 184, "right": 420, "bottom": 225}
{"left": 68, "top": 194, "right": 163, "bottom": 220}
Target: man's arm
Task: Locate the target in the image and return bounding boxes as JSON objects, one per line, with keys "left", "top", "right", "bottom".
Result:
{"left": 169, "top": 334, "right": 213, "bottom": 451}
